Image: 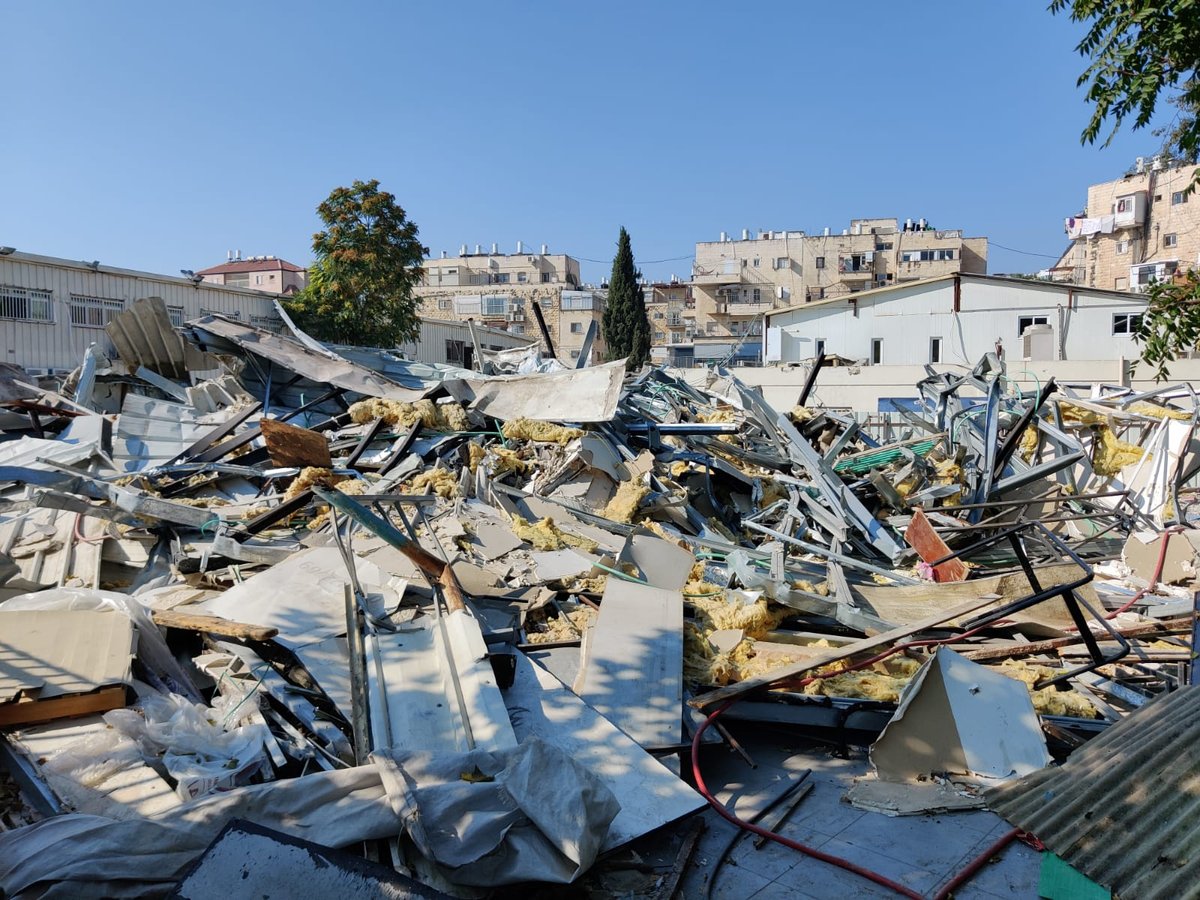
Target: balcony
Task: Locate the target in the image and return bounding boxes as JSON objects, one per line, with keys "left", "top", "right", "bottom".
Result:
{"left": 721, "top": 300, "right": 774, "bottom": 315}
{"left": 692, "top": 260, "right": 743, "bottom": 285}
{"left": 838, "top": 254, "right": 877, "bottom": 280}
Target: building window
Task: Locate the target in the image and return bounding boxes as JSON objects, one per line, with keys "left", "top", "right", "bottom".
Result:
{"left": 875, "top": 241, "right": 893, "bottom": 251}
{"left": 1164, "top": 233, "right": 1178, "bottom": 248}
{"left": 254, "top": 275, "right": 264, "bottom": 285}
{"left": 930, "top": 337, "right": 942, "bottom": 363}
{"left": 815, "top": 256, "right": 825, "bottom": 269}
{"left": 509, "top": 324, "right": 525, "bottom": 334}
{"left": 870, "top": 338, "right": 883, "bottom": 365}
{"left": 570, "top": 322, "right": 583, "bottom": 333}
{"left": 438, "top": 298, "right": 452, "bottom": 310}
{"left": 225, "top": 273, "right": 250, "bottom": 288}
{"left": 654, "top": 311, "right": 664, "bottom": 319}
{"left": 1116, "top": 197, "right": 1133, "bottom": 214}
{"left": 68, "top": 294, "right": 123, "bottom": 328}
{"left": 569, "top": 349, "right": 581, "bottom": 360}
{"left": 1115, "top": 275, "right": 1129, "bottom": 290}
{"left": 1018, "top": 315, "right": 1048, "bottom": 336}
{"left": 1116, "top": 240, "right": 1130, "bottom": 255}
{"left": 541, "top": 272, "right": 552, "bottom": 283}
{"left": 752, "top": 258, "right": 760, "bottom": 268}
{"left": 445, "top": 339, "right": 467, "bottom": 365}
{"left": 517, "top": 271, "right": 527, "bottom": 282}
{"left": 814, "top": 339, "right": 826, "bottom": 356}
{"left": 482, "top": 295, "right": 509, "bottom": 316}
{"left": 0, "top": 285, "right": 54, "bottom": 323}
{"left": 1172, "top": 191, "right": 1188, "bottom": 205}
{"left": 752, "top": 288, "right": 761, "bottom": 303}
{"left": 167, "top": 305, "right": 185, "bottom": 327}
{"left": 901, "top": 249, "right": 957, "bottom": 263}
{"left": 199, "top": 307, "right": 240, "bottom": 319}
{"left": 1113, "top": 313, "right": 1144, "bottom": 335}
{"left": 774, "top": 256, "right": 788, "bottom": 270}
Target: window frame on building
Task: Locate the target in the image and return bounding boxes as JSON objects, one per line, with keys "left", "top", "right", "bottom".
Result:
{"left": 167, "top": 305, "right": 185, "bottom": 327}
{"left": 1017, "top": 314, "right": 1049, "bottom": 337}
{"left": 1172, "top": 190, "right": 1188, "bottom": 205}
{"left": 0, "top": 285, "right": 54, "bottom": 323}
{"left": 569, "top": 321, "right": 583, "bottom": 334}
{"left": 815, "top": 256, "right": 825, "bottom": 270}
{"left": 68, "top": 294, "right": 124, "bottom": 329}
{"left": 814, "top": 338, "right": 826, "bottom": 356}
{"left": 1164, "top": 232, "right": 1178, "bottom": 248}
{"left": 930, "top": 336, "right": 942, "bottom": 364}
{"left": 1112, "top": 312, "right": 1144, "bottom": 335}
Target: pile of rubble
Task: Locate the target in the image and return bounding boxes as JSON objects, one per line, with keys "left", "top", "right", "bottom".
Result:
{"left": 0, "top": 299, "right": 1196, "bottom": 898}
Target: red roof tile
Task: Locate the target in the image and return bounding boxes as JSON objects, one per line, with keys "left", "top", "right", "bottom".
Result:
{"left": 197, "top": 257, "right": 306, "bottom": 276}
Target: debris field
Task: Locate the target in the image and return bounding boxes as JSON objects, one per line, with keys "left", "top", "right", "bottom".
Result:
{"left": 0, "top": 299, "right": 1196, "bottom": 899}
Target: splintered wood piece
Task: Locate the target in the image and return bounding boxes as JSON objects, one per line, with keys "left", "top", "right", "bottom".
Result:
{"left": 905, "top": 507, "right": 969, "bottom": 583}
{"left": 260, "top": 417, "right": 332, "bottom": 469}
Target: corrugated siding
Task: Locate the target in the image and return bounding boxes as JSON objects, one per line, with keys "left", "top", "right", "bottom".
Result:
{"left": 985, "top": 686, "right": 1200, "bottom": 900}
{"left": 404, "top": 319, "right": 533, "bottom": 365}
{"left": 0, "top": 258, "right": 279, "bottom": 372}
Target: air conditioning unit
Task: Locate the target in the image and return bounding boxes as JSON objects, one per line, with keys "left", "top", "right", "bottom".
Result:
{"left": 507, "top": 312, "right": 525, "bottom": 323}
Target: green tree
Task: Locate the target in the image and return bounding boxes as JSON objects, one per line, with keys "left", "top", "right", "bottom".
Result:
{"left": 284, "top": 179, "right": 427, "bottom": 347}
{"left": 602, "top": 227, "right": 651, "bottom": 369}
{"left": 1052, "top": 0, "right": 1200, "bottom": 378}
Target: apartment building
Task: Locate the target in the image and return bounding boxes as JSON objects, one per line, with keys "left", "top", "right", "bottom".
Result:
{"left": 644, "top": 280, "right": 695, "bottom": 366}
{"left": 1052, "top": 157, "right": 1200, "bottom": 291}
{"left": 196, "top": 252, "right": 308, "bottom": 295}
{"left": 684, "top": 220, "right": 987, "bottom": 367}
{"left": 415, "top": 244, "right": 606, "bottom": 365}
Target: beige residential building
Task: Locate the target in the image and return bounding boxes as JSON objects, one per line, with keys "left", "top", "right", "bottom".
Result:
{"left": 644, "top": 280, "right": 694, "bottom": 361}
{"left": 677, "top": 220, "right": 987, "bottom": 366}
{"left": 196, "top": 253, "right": 308, "bottom": 295}
{"left": 415, "top": 244, "right": 606, "bottom": 364}
{"left": 1052, "top": 158, "right": 1200, "bottom": 291}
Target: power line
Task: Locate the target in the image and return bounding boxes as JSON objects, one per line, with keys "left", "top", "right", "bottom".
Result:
{"left": 989, "top": 241, "right": 1063, "bottom": 260}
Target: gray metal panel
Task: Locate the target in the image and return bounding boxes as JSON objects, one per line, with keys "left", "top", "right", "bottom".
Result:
{"left": 985, "top": 686, "right": 1200, "bottom": 900}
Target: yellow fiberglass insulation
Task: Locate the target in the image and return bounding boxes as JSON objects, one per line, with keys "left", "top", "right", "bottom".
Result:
{"left": 760, "top": 478, "right": 788, "bottom": 508}
{"left": 488, "top": 447, "right": 529, "bottom": 477}
{"left": 683, "top": 596, "right": 793, "bottom": 686}
{"left": 467, "top": 442, "right": 485, "bottom": 473}
{"left": 603, "top": 480, "right": 649, "bottom": 523}
{"left": 510, "top": 515, "right": 598, "bottom": 553}
{"left": 697, "top": 408, "right": 736, "bottom": 424}
{"left": 348, "top": 398, "right": 469, "bottom": 432}
{"left": 408, "top": 469, "right": 460, "bottom": 499}
{"left": 798, "top": 655, "right": 1098, "bottom": 718}
{"left": 1093, "top": 427, "right": 1147, "bottom": 476}
{"left": 500, "top": 418, "right": 583, "bottom": 445}
{"left": 526, "top": 605, "right": 596, "bottom": 644}
{"left": 284, "top": 467, "right": 347, "bottom": 502}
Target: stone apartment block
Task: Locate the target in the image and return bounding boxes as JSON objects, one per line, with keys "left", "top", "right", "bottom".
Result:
{"left": 675, "top": 220, "right": 987, "bottom": 367}
{"left": 1052, "top": 158, "right": 1200, "bottom": 291}
{"left": 644, "top": 280, "right": 694, "bottom": 363}
{"left": 415, "top": 245, "right": 606, "bottom": 365}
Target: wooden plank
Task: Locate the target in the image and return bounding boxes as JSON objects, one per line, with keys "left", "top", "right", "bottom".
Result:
{"left": 0, "top": 685, "right": 127, "bottom": 728}
{"left": 690, "top": 594, "right": 1003, "bottom": 708}
{"left": 260, "top": 417, "right": 332, "bottom": 469}
{"left": 150, "top": 609, "right": 280, "bottom": 641}
{"left": 904, "top": 507, "right": 969, "bottom": 582}
{"left": 578, "top": 580, "right": 683, "bottom": 747}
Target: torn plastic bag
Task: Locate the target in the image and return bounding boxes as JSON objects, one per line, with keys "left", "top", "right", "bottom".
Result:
{"left": 0, "top": 587, "right": 201, "bottom": 702}
{"left": 105, "top": 692, "right": 271, "bottom": 801}
{"left": 373, "top": 737, "right": 620, "bottom": 887}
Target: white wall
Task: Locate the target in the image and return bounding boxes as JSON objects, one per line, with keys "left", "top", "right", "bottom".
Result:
{"left": 768, "top": 277, "right": 1150, "bottom": 368}
{"left": 1, "top": 254, "right": 281, "bottom": 372}
{"left": 699, "top": 357, "right": 1200, "bottom": 414}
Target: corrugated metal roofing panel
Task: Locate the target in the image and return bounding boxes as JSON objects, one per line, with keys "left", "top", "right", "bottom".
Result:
{"left": 985, "top": 686, "right": 1200, "bottom": 900}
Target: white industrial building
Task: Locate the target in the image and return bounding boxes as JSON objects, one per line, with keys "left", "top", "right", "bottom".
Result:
{"left": 764, "top": 273, "right": 1151, "bottom": 368}
{"left": 0, "top": 250, "right": 284, "bottom": 374}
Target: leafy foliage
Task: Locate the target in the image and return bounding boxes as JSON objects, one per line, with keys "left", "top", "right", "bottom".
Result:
{"left": 284, "top": 179, "right": 426, "bottom": 347}
{"left": 1134, "top": 269, "right": 1200, "bottom": 379}
{"left": 1051, "top": 0, "right": 1200, "bottom": 159}
{"left": 1053, "top": 1, "right": 1200, "bottom": 379}
{"left": 602, "top": 227, "right": 651, "bottom": 369}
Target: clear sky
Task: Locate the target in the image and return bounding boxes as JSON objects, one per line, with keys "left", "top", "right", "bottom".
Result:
{"left": 0, "top": 1, "right": 1176, "bottom": 285}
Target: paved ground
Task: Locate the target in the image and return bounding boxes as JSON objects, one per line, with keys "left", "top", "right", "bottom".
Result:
{"left": 665, "top": 728, "right": 1042, "bottom": 900}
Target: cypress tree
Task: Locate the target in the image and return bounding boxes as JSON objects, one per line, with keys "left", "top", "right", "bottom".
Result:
{"left": 602, "top": 227, "right": 651, "bottom": 369}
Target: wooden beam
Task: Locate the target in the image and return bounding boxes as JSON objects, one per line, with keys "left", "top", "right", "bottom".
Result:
{"left": 150, "top": 609, "right": 280, "bottom": 642}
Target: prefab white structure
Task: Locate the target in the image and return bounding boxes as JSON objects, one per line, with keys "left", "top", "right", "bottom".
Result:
{"left": 0, "top": 250, "right": 284, "bottom": 374}
{"left": 764, "top": 274, "right": 1151, "bottom": 368}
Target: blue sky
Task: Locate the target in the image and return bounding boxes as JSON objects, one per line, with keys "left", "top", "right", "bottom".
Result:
{"left": 0, "top": 2, "right": 1175, "bottom": 285}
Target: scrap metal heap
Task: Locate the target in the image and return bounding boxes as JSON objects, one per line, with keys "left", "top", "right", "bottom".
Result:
{"left": 0, "top": 304, "right": 1197, "bottom": 898}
